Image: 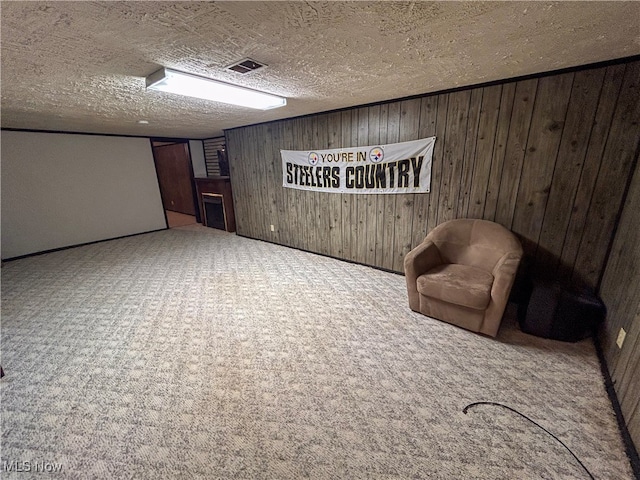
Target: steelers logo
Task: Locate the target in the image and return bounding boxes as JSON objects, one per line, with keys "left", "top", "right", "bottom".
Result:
{"left": 369, "top": 147, "right": 384, "bottom": 163}
{"left": 308, "top": 152, "right": 319, "bottom": 166}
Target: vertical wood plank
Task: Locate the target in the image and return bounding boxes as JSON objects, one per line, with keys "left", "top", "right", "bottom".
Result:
{"left": 411, "top": 95, "right": 438, "bottom": 247}
{"left": 257, "top": 124, "right": 273, "bottom": 240}
{"left": 393, "top": 98, "right": 421, "bottom": 272}
{"left": 243, "top": 126, "right": 259, "bottom": 238}
{"left": 366, "top": 105, "right": 381, "bottom": 265}
{"left": 273, "top": 122, "right": 289, "bottom": 246}
{"left": 301, "top": 117, "right": 317, "bottom": 252}
{"left": 375, "top": 103, "right": 390, "bottom": 266}
{"left": 494, "top": 78, "right": 538, "bottom": 228}
{"left": 292, "top": 117, "right": 309, "bottom": 250}
{"left": 427, "top": 93, "right": 449, "bottom": 229}
{"left": 483, "top": 83, "right": 516, "bottom": 221}
{"left": 457, "top": 88, "right": 483, "bottom": 217}
{"left": 314, "top": 114, "right": 331, "bottom": 256}
{"left": 270, "top": 123, "right": 284, "bottom": 244}
{"left": 247, "top": 125, "right": 266, "bottom": 239}
{"left": 245, "top": 125, "right": 261, "bottom": 238}
{"left": 348, "top": 110, "right": 360, "bottom": 262}
{"left": 467, "top": 85, "right": 502, "bottom": 219}
{"left": 326, "top": 111, "right": 343, "bottom": 258}
{"left": 354, "top": 107, "right": 370, "bottom": 264}
{"left": 264, "top": 123, "right": 279, "bottom": 241}
{"left": 282, "top": 119, "right": 300, "bottom": 249}
{"left": 438, "top": 90, "right": 471, "bottom": 224}
{"left": 226, "top": 130, "right": 242, "bottom": 234}
{"left": 234, "top": 128, "right": 254, "bottom": 237}
{"left": 382, "top": 101, "right": 401, "bottom": 270}
{"left": 558, "top": 64, "right": 627, "bottom": 282}
{"left": 511, "top": 72, "right": 575, "bottom": 260}
{"left": 285, "top": 118, "right": 299, "bottom": 248}
{"left": 535, "top": 68, "right": 606, "bottom": 276}
{"left": 572, "top": 61, "right": 640, "bottom": 288}
{"left": 341, "top": 110, "right": 356, "bottom": 261}
{"left": 261, "top": 122, "right": 280, "bottom": 244}
{"left": 225, "top": 130, "right": 238, "bottom": 221}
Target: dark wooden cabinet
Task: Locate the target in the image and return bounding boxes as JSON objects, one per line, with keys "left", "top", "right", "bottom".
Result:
{"left": 194, "top": 177, "right": 236, "bottom": 232}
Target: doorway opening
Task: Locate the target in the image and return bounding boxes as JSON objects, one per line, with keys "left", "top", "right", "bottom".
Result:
{"left": 151, "top": 139, "right": 201, "bottom": 229}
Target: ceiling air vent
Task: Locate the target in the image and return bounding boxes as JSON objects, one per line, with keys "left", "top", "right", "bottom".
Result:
{"left": 226, "top": 58, "right": 266, "bottom": 74}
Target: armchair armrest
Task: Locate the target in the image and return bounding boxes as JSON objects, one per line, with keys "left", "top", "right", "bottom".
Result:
{"left": 404, "top": 240, "right": 443, "bottom": 311}
{"left": 480, "top": 251, "right": 522, "bottom": 336}
{"left": 491, "top": 251, "right": 522, "bottom": 302}
{"left": 404, "top": 240, "right": 443, "bottom": 279}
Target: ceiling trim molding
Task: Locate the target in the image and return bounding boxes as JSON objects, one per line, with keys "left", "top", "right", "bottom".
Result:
{"left": 0, "top": 127, "right": 194, "bottom": 142}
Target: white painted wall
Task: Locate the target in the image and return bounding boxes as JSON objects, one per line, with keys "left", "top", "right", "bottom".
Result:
{"left": 189, "top": 140, "right": 207, "bottom": 177}
{"left": 1, "top": 131, "right": 166, "bottom": 259}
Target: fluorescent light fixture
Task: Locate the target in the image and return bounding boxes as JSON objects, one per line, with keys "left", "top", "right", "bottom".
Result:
{"left": 145, "top": 67, "right": 286, "bottom": 110}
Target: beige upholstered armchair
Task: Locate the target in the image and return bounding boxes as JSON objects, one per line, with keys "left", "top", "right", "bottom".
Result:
{"left": 404, "top": 219, "right": 523, "bottom": 337}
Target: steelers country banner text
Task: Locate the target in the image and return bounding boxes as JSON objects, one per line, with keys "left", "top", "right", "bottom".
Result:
{"left": 281, "top": 137, "right": 435, "bottom": 194}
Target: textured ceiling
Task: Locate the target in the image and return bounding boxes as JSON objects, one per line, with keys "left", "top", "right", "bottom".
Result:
{"left": 2, "top": 1, "right": 639, "bottom": 139}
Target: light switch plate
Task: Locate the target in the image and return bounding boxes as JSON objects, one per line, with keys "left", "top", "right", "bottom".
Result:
{"left": 270, "top": 224, "right": 275, "bottom": 232}
{"left": 616, "top": 328, "right": 626, "bottom": 349}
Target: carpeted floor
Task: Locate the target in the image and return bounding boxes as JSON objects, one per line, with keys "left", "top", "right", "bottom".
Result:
{"left": 0, "top": 226, "right": 634, "bottom": 479}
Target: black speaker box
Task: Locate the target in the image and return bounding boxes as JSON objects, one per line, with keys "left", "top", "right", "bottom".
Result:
{"left": 518, "top": 280, "right": 606, "bottom": 342}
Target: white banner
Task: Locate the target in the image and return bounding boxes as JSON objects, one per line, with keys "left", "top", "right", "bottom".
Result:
{"left": 281, "top": 137, "right": 435, "bottom": 194}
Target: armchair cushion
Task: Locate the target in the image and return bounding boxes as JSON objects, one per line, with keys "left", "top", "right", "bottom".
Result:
{"left": 417, "top": 264, "right": 493, "bottom": 310}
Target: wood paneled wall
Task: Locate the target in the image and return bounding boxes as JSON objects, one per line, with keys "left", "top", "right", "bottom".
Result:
{"left": 600, "top": 158, "right": 640, "bottom": 451}
{"left": 226, "top": 59, "right": 640, "bottom": 287}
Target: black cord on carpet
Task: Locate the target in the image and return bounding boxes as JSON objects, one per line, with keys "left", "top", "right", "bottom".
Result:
{"left": 463, "top": 401, "right": 595, "bottom": 480}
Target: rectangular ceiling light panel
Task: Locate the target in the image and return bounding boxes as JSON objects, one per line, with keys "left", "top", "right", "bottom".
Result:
{"left": 146, "top": 68, "right": 286, "bottom": 110}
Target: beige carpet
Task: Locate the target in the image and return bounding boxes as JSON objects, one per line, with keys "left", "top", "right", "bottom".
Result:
{"left": 0, "top": 226, "right": 634, "bottom": 479}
